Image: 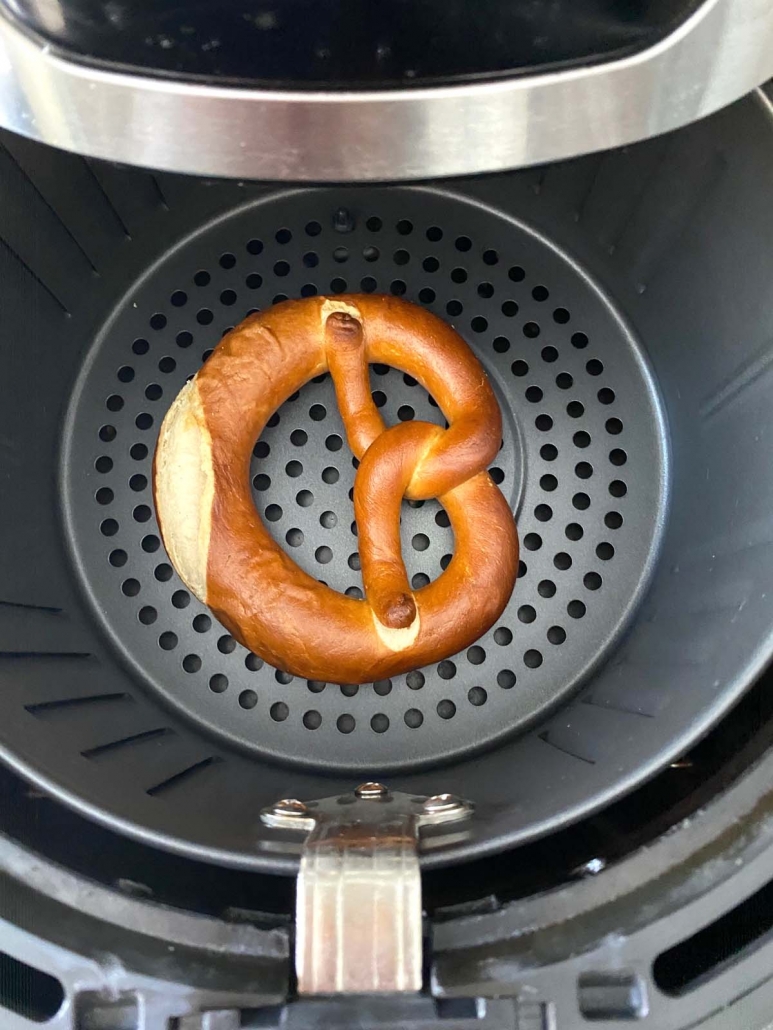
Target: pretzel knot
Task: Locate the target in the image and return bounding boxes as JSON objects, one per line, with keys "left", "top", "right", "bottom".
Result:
{"left": 154, "top": 294, "right": 519, "bottom": 684}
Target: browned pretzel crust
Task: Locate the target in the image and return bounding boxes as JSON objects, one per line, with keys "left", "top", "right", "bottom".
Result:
{"left": 154, "top": 295, "right": 519, "bottom": 683}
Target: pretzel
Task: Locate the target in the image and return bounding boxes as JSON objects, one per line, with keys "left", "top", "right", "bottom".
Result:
{"left": 154, "top": 295, "right": 519, "bottom": 684}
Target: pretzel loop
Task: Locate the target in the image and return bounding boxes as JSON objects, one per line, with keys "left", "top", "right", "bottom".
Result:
{"left": 154, "top": 295, "right": 519, "bottom": 684}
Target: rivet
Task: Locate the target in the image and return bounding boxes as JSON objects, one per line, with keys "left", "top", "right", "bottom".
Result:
{"left": 272, "top": 798, "right": 308, "bottom": 817}
{"left": 423, "top": 793, "right": 466, "bottom": 815}
{"left": 355, "top": 782, "right": 389, "bottom": 800}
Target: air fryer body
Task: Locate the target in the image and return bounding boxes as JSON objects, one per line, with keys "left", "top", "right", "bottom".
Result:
{"left": 1, "top": 3, "right": 773, "bottom": 1028}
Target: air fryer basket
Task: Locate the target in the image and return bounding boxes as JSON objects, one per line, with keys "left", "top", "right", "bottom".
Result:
{"left": 2, "top": 89, "right": 773, "bottom": 875}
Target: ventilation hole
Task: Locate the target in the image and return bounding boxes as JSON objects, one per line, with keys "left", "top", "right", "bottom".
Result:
{"left": 523, "top": 322, "right": 540, "bottom": 338}
{"left": 541, "top": 444, "right": 558, "bottom": 461}
{"left": 141, "top": 535, "right": 160, "bottom": 553}
{"left": 468, "top": 686, "right": 487, "bottom": 707}
{"left": 605, "top": 417, "right": 624, "bottom": 436}
{"left": 133, "top": 504, "right": 151, "bottom": 522}
{"left": 435, "top": 510, "right": 451, "bottom": 529}
{"left": 298, "top": 709, "right": 320, "bottom": 730}
{"left": 184, "top": 654, "right": 204, "bottom": 675}
{"left": 423, "top": 225, "right": 442, "bottom": 242}
{"left": 253, "top": 473, "right": 271, "bottom": 491}
{"left": 394, "top": 249, "right": 410, "bottom": 267}
{"left": 270, "top": 702, "right": 289, "bottom": 722}
{"left": 145, "top": 384, "right": 163, "bottom": 402}
{"left": 412, "top": 573, "right": 430, "bottom": 589}
{"left": 302, "top": 252, "right": 319, "bottom": 269}
{"left": 553, "top": 307, "right": 570, "bottom": 323}
{"left": 446, "top": 299, "right": 463, "bottom": 317}
{"left": 391, "top": 279, "right": 407, "bottom": 296}
{"left": 285, "top": 460, "right": 303, "bottom": 478}
{"left": 330, "top": 277, "right": 347, "bottom": 293}
{"left": 371, "top": 680, "right": 392, "bottom": 699}
{"left": 568, "top": 599, "right": 587, "bottom": 619}
{"left": 554, "top": 552, "right": 572, "bottom": 570}
{"left": 159, "top": 632, "right": 177, "bottom": 650}
{"left": 405, "top": 708, "right": 423, "bottom": 728}
{"left": 535, "top": 414, "right": 553, "bottom": 432}
{"left": 492, "top": 336, "right": 510, "bottom": 354}
{"left": 363, "top": 247, "right": 380, "bottom": 263}
{"left": 350, "top": 521, "right": 358, "bottom": 536}
{"left": 405, "top": 671, "right": 425, "bottom": 692}
{"left": 524, "top": 533, "right": 542, "bottom": 551}
{"left": 534, "top": 504, "right": 552, "bottom": 522}
{"left": 276, "top": 670, "right": 293, "bottom": 685}
{"left": 139, "top": 606, "right": 157, "bottom": 625}
{"left": 95, "top": 487, "right": 113, "bottom": 505}
{"left": 246, "top": 237, "right": 263, "bottom": 255}
{"left": 286, "top": 528, "right": 304, "bottom": 547}
{"left": 464, "top": 646, "right": 485, "bottom": 667}
{"left": 325, "top": 433, "right": 343, "bottom": 452}
{"left": 610, "top": 480, "right": 628, "bottom": 497}
{"left": 556, "top": 372, "right": 573, "bottom": 390}
{"left": 567, "top": 400, "right": 585, "bottom": 419}
{"left": 315, "top": 546, "right": 333, "bottom": 564}
{"left": 437, "top": 700, "right": 456, "bottom": 719}
{"left": 265, "top": 504, "right": 283, "bottom": 522}
{"left": 319, "top": 510, "right": 337, "bottom": 530}
{"left": 610, "top": 448, "right": 628, "bottom": 467}
{"left": 129, "top": 474, "right": 147, "bottom": 492}
{"left": 373, "top": 363, "right": 390, "bottom": 376}
{"left": 584, "top": 572, "right": 603, "bottom": 591}
{"left": 511, "top": 360, "right": 529, "bottom": 377}
{"left": 361, "top": 276, "right": 378, "bottom": 293}
{"left": 575, "top": 462, "right": 593, "bottom": 480}
{"left": 136, "top": 412, "right": 154, "bottom": 431}
{"left": 482, "top": 249, "right": 499, "bottom": 265}
{"left": 450, "top": 267, "right": 468, "bottom": 285}
{"left": 254, "top": 441, "right": 270, "bottom": 459}
{"left": 149, "top": 313, "right": 167, "bottom": 331}
{"left": 525, "top": 386, "right": 543, "bottom": 403}
{"left": 235, "top": 689, "right": 256, "bottom": 710}
{"left": 290, "top": 429, "right": 308, "bottom": 446}
{"left": 158, "top": 356, "right": 176, "bottom": 374}
{"left": 440, "top": 553, "right": 452, "bottom": 571}
{"left": 518, "top": 605, "right": 536, "bottom": 624}
{"left": 518, "top": 560, "right": 527, "bottom": 577}
{"left": 219, "top": 252, "right": 237, "bottom": 269}
{"left": 347, "top": 552, "right": 361, "bottom": 571}
{"left": 305, "top": 220, "right": 322, "bottom": 237}
{"left": 100, "top": 515, "right": 119, "bottom": 539}
{"left": 541, "top": 346, "right": 558, "bottom": 363}
{"left": 566, "top": 523, "right": 584, "bottom": 541}
{"left": 596, "top": 388, "right": 615, "bottom": 406}
{"left": 421, "top": 256, "right": 439, "bottom": 274}
{"left": 532, "top": 285, "right": 549, "bottom": 302}
{"left": 176, "top": 331, "right": 192, "bottom": 348}
{"left": 196, "top": 309, "right": 213, "bottom": 326}
{"left": 209, "top": 674, "right": 228, "bottom": 693}
{"left": 494, "top": 627, "right": 513, "bottom": 645}
{"left": 605, "top": 511, "right": 623, "bottom": 529}
{"left": 455, "top": 236, "right": 472, "bottom": 252}
{"left": 108, "top": 549, "right": 127, "bottom": 567}
{"left": 538, "top": 579, "right": 556, "bottom": 598}
{"left": 540, "top": 474, "right": 558, "bottom": 491}
{"left": 574, "top": 431, "right": 591, "bottom": 449}
{"left": 572, "top": 332, "right": 589, "bottom": 349}
{"left": 337, "top": 714, "right": 355, "bottom": 734}
{"left": 398, "top": 405, "right": 415, "bottom": 421}
{"left": 99, "top": 424, "right": 117, "bottom": 442}
{"left": 524, "top": 649, "right": 543, "bottom": 669}
{"left": 106, "top": 394, "right": 124, "bottom": 412}
{"left": 296, "top": 490, "right": 314, "bottom": 507}
{"left": 404, "top": 373, "right": 417, "bottom": 387}
{"left": 193, "top": 270, "right": 211, "bottom": 287}
{"left": 548, "top": 625, "right": 566, "bottom": 645}
{"left": 117, "top": 365, "right": 135, "bottom": 384}
{"left": 498, "top": 669, "right": 516, "bottom": 688}
{"left": 573, "top": 492, "right": 591, "bottom": 510}
{"left": 193, "top": 614, "right": 211, "bottom": 633}
{"left": 501, "top": 300, "right": 518, "bottom": 317}
{"left": 246, "top": 653, "right": 263, "bottom": 671}
{"left": 333, "top": 246, "right": 349, "bottom": 263}
{"left": 438, "top": 660, "right": 456, "bottom": 680}
{"left": 477, "top": 282, "right": 494, "bottom": 298}
{"left": 396, "top": 218, "right": 413, "bottom": 235}
{"left": 489, "top": 467, "right": 504, "bottom": 485}
{"left": 586, "top": 359, "right": 604, "bottom": 376}
{"left": 307, "top": 680, "right": 326, "bottom": 693}
{"left": 596, "top": 542, "right": 615, "bottom": 560}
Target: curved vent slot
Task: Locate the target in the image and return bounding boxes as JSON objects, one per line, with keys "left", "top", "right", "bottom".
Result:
{"left": 0, "top": 950, "right": 64, "bottom": 1022}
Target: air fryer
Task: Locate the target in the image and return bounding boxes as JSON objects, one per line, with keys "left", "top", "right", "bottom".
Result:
{"left": 1, "top": 0, "right": 773, "bottom": 1027}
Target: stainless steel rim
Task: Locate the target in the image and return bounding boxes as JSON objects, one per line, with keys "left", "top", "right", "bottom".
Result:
{"left": 0, "top": 0, "right": 772, "bottom": 182}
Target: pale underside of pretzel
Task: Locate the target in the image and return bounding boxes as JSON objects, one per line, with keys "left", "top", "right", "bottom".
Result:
{"left": 154, "top": 294, "right": 519, "bottom": 684}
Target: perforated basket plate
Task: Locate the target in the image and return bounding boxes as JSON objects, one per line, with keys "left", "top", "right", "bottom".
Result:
{"left": 63, "top": 187, "right": 666, "bottom": 773}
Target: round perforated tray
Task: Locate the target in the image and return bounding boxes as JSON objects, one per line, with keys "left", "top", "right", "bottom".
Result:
{"left": 63, "top": 187, "right": 666, "bottom": 773}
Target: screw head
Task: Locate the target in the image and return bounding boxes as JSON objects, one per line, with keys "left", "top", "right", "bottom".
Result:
{"left": 272, "top": 798, "right": 308, "bottom": 818}
{"left": 423, "top": 793, "right": 466, "bottom": 815}
{"left": 355, "top": 782, "right": 389, "bottom": 800}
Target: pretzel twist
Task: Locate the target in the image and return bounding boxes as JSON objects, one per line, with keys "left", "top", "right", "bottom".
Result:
{"left": 154, "top": 295, "right": 519, "bottom": 684}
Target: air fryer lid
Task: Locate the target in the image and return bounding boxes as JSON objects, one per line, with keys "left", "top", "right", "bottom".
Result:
{"left": 2, "top": 96, "right": 773, "bottom": 873}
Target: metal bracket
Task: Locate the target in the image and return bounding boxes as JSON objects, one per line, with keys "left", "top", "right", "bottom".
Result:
{"left": 261, "top": 783, "right": 473, "bottom": 996}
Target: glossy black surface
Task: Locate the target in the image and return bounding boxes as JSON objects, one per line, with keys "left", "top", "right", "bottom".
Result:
{"left": 5, "top": 0, "right": 703, "bottom": 87}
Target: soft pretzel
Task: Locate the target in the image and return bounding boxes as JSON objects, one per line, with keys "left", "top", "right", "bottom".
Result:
{"left": 154, "top": 295, "right": 518, "bottom": 684}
